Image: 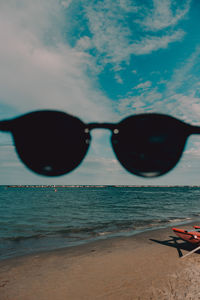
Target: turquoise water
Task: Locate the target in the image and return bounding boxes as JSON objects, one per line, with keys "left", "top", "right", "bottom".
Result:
{"left": 1, "top": 186, "right": 200, "bottom": 260}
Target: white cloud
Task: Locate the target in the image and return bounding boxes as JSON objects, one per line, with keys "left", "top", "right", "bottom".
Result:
{"left": 118, "top": 0, "right": 139, "bottom": 13}
{"left": 81, "top": 0, "right": 190, "bottom": 66}
{"left": 130, "top": 30, "right": 185, "bottom": 55}
{"left": 83, "top": 0, "right": 133, "bottom": 65}
{"left": 61, "top": 1, "right": 72, "bottom": 9}
{"left": 165, "top": 94, "right": 200, "bottom": 124}
{"left": 166, "top": 46, "right": 200, "bottom": 96}
{"left": 132, "top": 70, "right": 137, "bottom": 74}
{"left": 76, "top": 36, "right": 92, "bottom": 51}
{"left": 117, "top": 88, "right": 162, "bottom": 116}
{"left": 117, "top": 44, "right": 200, "bottom": 123}
{"left": 192, "top": 103, "right": 200, "bottom": 115}
{"left": 137, "top": 0, "right": 191, "bottom": 31}
{"left": 117, "top": 84, "right": 200, "bottom": 124}
{"left": 0, "top": 0, "right": 115, "bottom": 122}
{"left": 115, "top": 74, "right": 123, "bottom": 84}
{"left": 162, "top": 46, "right": 200, "bottom": 123}
{"left": 133, "top": 81, "right": 152, "bottom": 89}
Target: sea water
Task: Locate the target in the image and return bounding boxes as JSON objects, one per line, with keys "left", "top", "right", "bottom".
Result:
{"left": 1, "top": 185, "right": 200, "bottom": 260}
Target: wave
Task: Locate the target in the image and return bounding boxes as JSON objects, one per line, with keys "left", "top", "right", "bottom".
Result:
{"left": 1, "top": 234, "right": 45, "bottom": 242}
{"left": 168, "top": 217, "right": 192, "bottom": 223}
{"left": 0, "top": 216, "right": 197, "bottom": 243}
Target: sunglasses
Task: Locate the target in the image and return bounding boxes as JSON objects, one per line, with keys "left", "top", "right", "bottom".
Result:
{"left": 0, "top": 110, "right": 199, "bottom": 178}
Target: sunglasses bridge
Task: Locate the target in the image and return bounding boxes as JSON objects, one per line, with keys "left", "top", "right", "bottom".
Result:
{"left": 86, "top": 123, "right": 119, "bottom": 135}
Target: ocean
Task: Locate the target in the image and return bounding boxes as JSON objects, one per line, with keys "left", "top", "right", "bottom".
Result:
{"left": 1, "top": 185, "right": 200, "bottom": 260}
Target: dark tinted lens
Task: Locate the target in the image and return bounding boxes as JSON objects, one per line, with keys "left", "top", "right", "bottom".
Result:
{"left": 111, "top": 114, "right": 189, "bottom": 177}
{"left": 11, "top": 111, "right": 90, "bottom": 176}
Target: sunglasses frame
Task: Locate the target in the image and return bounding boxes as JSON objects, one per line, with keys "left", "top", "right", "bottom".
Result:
{"left": 0, "top": 110, "right": 200, "bottom": 178}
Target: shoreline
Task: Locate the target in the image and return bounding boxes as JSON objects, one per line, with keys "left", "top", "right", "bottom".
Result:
{"left": 1, "top": 222, "right": 200, "bottom": 299}
{"left": 0, "top": 217, "right": 199, "bottom": 262}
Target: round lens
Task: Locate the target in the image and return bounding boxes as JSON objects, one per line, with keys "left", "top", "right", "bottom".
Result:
{"left": 11, "top": 111, "right": 90, "bottom": 176}
{"left": 111, "top": 114, "right": 189, "bottom": 177}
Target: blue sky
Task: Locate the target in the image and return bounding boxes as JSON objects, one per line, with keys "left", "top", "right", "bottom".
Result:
{"left": 1, "top": 0, "right": 200, "bottom": 185}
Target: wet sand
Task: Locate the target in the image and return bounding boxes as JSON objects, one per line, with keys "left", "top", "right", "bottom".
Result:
{"left": 1, "top": 223, "right": 200, "bottom": 300}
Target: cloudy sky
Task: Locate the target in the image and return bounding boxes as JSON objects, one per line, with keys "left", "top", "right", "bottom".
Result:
{"left": 1, "top": 0, "right": 200, "bottom": 185}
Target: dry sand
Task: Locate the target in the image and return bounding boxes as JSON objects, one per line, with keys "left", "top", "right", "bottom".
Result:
{"left": 1, "top": 223, "right": 200, "bottom": 300}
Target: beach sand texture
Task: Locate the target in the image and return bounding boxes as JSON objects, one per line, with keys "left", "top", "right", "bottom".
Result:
{"left": 1, "top": 225, "right": 200, "bottom": 300}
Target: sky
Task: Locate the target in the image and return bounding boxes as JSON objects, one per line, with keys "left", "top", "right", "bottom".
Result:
{"left": 1, "top": 0, "right": 200, "bottom": 185}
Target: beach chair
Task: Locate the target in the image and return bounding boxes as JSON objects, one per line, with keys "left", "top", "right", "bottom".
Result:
{"left": 172, "top": 228, "right": 200, "bottom": 258}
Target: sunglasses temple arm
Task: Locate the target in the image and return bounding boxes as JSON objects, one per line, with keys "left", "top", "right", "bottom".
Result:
{"left": 0, "top": 120, "right": 12, "bottom": 132}
{"left": 190, "top": 125, "right": 200, "bottom": 135}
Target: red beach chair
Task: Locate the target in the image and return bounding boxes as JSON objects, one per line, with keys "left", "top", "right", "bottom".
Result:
{"left": 193, "top": 225, "right": 200, "bottom": 230}
{"left": 172, "top": 228, "right": 200, "bottom": 258}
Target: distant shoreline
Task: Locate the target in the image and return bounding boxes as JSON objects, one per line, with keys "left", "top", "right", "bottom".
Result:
{"left": 3, "top": 185, "right": 200, "bottom": 188}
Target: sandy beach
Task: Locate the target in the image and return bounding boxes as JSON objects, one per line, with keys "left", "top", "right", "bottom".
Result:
{"left": 1, "top": 223, "right": 200, "bottom": 300}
